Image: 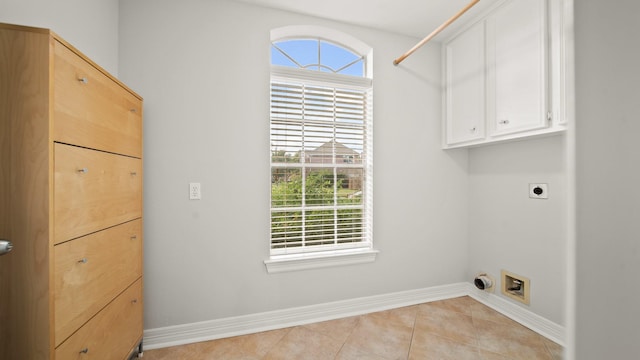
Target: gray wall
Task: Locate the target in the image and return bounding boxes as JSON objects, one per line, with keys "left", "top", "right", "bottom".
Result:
{"left": 468, "top": 135, "right": 567, "bottom": 325}
{"left": 574, "top": 0, "right": 640, "bottom": 358}
{"left": 0, "top": 0, "right": 120, "bottom": 75}
{"left": 118, "top": 0, "right": 470, "bottom": 329}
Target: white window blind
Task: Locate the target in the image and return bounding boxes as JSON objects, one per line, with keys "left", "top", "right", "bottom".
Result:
{"left": 270, "top": 75, "right": 372, "bottom": 256}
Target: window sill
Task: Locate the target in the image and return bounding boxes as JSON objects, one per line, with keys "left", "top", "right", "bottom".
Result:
{"left": 264, "top": 248, "right": 379, "bottom": 274}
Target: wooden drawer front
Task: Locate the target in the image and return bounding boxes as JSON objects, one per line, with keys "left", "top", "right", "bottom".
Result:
{"left": 54, "top": 143, "right": 142, "bottom": 244}
{"left": 55, "top": 279, "right": 143, "bottom": 360}
{"left": 53, "top": 41, "right": 142, "bottom": 158}
{"left": 54, "top": 219, "right": 142, "bottom": 346}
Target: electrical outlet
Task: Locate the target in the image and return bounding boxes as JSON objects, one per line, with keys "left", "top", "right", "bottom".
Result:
{"left": 189, "top": 182, "right": 201, "bottom": 200}
{"left": 529, "top": 183, "right": 548, "bottom": 199}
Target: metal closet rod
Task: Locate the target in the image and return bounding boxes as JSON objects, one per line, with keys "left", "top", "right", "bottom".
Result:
{"left": 393, "top": 0, "right": 480, "bottom": 65}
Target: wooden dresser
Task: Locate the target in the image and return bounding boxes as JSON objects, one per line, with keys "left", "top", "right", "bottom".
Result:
{"left": 0, "top": 23, "right": 144, "bottom": 359}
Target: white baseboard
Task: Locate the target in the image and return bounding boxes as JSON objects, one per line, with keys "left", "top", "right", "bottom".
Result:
{"left": 143, "top": 282, "right": 565, "bottom": 350}
{"left": 467, "top": 285, "right": 565, "bottom": 346}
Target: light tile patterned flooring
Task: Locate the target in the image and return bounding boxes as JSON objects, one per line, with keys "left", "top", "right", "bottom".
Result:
{"left": 144, "top": 296, "right": 563, "bottom": 360}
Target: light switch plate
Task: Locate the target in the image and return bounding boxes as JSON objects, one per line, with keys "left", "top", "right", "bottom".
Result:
{"left": 529, "top": 183, "right": 548, "bottom": 199}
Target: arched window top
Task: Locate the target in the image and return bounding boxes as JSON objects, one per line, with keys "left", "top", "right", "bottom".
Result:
{"left": 271, "top": 26, "right": 373, "bottom": 78}
{"left": 271, "top": 39, "right": 364, "bottom": 76}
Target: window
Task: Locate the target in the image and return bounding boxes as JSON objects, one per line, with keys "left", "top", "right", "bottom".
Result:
{"left": 266, "top": 26, "right": 376, "bottom": 272}
{"left": 271, "top": 39, "right": 365, "bottom": 76}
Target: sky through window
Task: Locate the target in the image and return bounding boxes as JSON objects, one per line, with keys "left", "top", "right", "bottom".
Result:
{"left": 271, "top": 39, "right": 365, "bottom": 77}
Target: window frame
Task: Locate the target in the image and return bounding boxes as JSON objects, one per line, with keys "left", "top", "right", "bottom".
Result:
{"left": 265, "top": 27, "right": 377, "bottom": 273}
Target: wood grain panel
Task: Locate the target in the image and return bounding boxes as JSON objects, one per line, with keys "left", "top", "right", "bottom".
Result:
{"left": 53, "top": 40, "right": 142, "bottom": 158}
{"left": 55, "top": 279, "right": 143, "bottom": 360}
{"left": 54, "top": 144, "right": 142, "bottom": 244}
{"left": 54, "top": 219, "right": 142, "bottom": 346}
{"left": 1, "top": 23, "right": 144, "bottom": 360}
{"left": 0, "top": 24, "right": 53, "bottom": 360}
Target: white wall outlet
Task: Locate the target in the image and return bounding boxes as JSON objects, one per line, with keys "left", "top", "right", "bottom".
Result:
{"left": 529, "top": 183, "right": 548, "bottom": 199}
{"left": 189, "top": 182, "right": 201, "bottom": 200}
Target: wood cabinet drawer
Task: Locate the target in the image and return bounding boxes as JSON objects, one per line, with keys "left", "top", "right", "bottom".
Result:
{"left": 54, "top": 143, "right": 142, "bottom": 244}
{"left": 54, "top": 219, "right": 142, "bottom": 346}
{"left": 53, "top": 40, "right": 142, "bottom": 158}
{"left": 55, "top": 279, "right": 143, "bottom": 360}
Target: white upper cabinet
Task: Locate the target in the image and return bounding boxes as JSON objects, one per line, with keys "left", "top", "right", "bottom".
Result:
{"left": 445, "top": 21, "right": 486, "bottom": 145}
{"left": 442, "top": 0, "right": 568, "bottom": 148}
{"left": 487, "top": 0, "right": 547, "bottom": 136}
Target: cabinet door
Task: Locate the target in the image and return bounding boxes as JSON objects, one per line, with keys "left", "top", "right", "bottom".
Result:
{"left": 55, "top": 279, "right": 143, "bottom": 360}
{"left": 54, "top": 220, "right": 142, "bottom": 346}
{"left": 54, "top": 143, "right": 142, "bottom": 244}
{"left": 53, "top": 40, "right": 143, "bottom": 158}
{"left": 487, "top": 0, "right": 548, "bottom": 136}
{"left": 445, "top": 21, "right": 486, "bottom": 145}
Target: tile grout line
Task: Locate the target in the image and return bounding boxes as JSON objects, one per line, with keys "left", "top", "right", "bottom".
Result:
{"left": 332, "top": 315, "right": 359, "bottom": 360}
{"left": 262, "top": 326, "right": 293, "bottom": 359}
{"left": 405, "top": 308, "right": 420, "bottom": 360}
{"left": 467, "top": 303, "right": 485, "bottom": 359}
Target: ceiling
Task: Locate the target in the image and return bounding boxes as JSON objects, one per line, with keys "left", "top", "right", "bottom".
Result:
{"left": 231, "top": 0, "right": 501, "bottom": 40}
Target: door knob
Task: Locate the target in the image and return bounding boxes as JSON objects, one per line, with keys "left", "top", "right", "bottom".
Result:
{"left": 0, "top": 240, "right": 13, "bottom": 256}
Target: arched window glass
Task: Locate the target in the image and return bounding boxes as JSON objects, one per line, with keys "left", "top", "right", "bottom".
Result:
{"left": 271, "top": 39, "right": 365, "bottom": 77}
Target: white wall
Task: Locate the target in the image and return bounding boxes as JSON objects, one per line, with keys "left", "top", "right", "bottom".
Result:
{"left": 118, "top": 0, "right": 470, "bottom": 329}
{"left": 574, "top": 0, "right": 640, "bottom": 358}
{"left": 468, "top": 136, "right": 567, "bottom": 325}
{"left": 0, "top": 0, "right": 119, "bottom": 75}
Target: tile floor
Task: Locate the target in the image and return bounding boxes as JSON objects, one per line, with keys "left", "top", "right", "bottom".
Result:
{"left": 143, "top": 296, "right": 563, "bottom": 360}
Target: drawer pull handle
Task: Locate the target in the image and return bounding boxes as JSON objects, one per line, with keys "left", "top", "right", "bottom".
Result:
{"left": 77, "top": 168, "right": 88, "bottom": 174}
{"left": 131, "top": 235, "right": 138, "bottom": 240}
{"left": 499, "top": 119, "right": 510, "bottom": 125}
{"left": 78, "top": 258, "right": 88, "bottom": 264}
{"left": 78, "top": 77, "right": 88, "bottom": 84}
{"left": 469, "top": 127, "right": 476, "bottom": 132}
{"left": 131, "top": 299, "right": 138, "bottom": 304}
{"left": 130, "top": 108, "right": 137, "bottom": 113}
{"left": 79, "top": 348, "right": 89, "bottom": 354}
{"left": 130, "top": 171, "right": 138, "bottom": 176}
